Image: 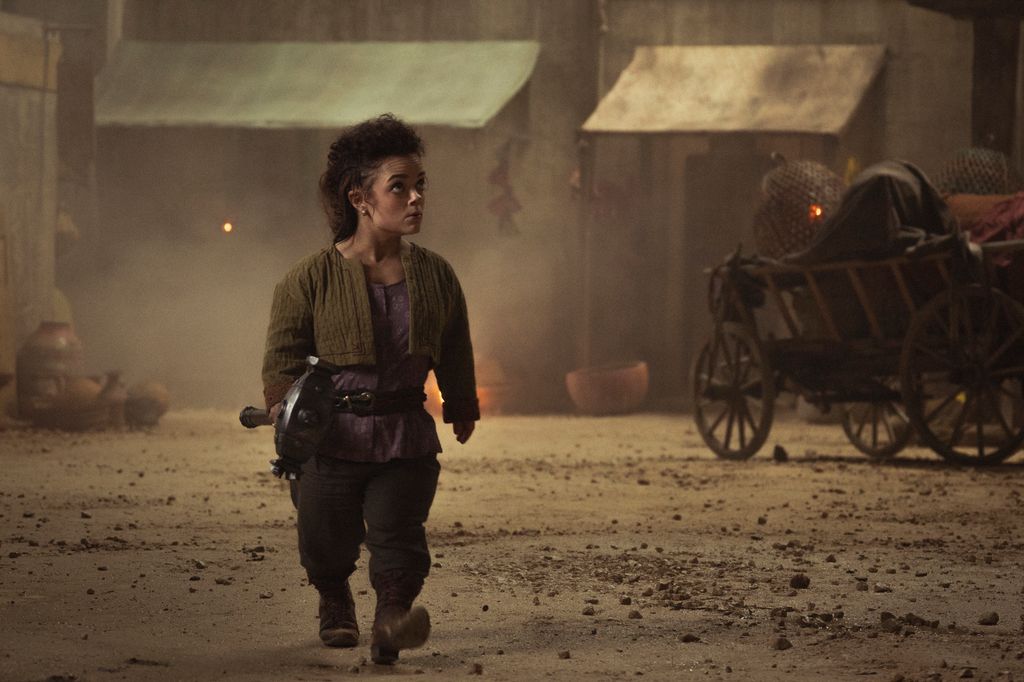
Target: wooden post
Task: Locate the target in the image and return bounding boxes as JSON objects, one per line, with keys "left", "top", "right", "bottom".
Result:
{"left": 578, "top": 135, "right": 595, "bottom": 368}
{"left": 972, "top": 14, "right": 1020, "bottom": 156}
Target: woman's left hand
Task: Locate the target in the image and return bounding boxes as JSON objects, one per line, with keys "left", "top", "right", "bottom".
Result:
{"left": 453, "top": 421, "right": 475, "bottom": 444}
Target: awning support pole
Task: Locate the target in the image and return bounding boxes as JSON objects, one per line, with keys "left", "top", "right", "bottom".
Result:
{"left": 578, "top": 135, "right": 595, "bottom": 368}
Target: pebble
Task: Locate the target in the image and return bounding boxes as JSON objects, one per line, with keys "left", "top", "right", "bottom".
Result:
{"left": 582, "top": 606, "right": 595, "bottom": 616}
{"left": 873, "top": 583, "right": 893, "bottom": 593}
{"left": 978, "top": 612, "right": 999, "bottom": 626}
{"left": 628, "top": 610, "right": 642, "bottom": 619}
{"left": 558, "top": 651, "right": 571, "bottom": 659}
{"left": 772, "top": 636, "right": 793, "bottom": 651}
{"left": 80, "top": 511, "right": 92, "bottom": 519}
{"left": 680, "top": 633, "right": 700, "bottom": 643}
{"left": 468, "top": 663, "right": 483, "bottom": 675}
{"left": 620, "top": 596, "right": 632, "bottom": 605}
{"left": 790, "top": 574, "right": 810, "bottom": 589}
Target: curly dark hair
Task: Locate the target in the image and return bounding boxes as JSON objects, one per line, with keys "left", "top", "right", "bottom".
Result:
{"left": 319, "top": 114, "right": 425, "bottom": 243}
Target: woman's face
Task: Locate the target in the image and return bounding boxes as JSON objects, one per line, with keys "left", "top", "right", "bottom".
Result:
{"left": 356, "top": 154, "right": 426, "bottom": 237}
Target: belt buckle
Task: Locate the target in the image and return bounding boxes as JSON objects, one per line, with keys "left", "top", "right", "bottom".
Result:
{"left": 345, "top": 391, "right": 375, "bottom": 415}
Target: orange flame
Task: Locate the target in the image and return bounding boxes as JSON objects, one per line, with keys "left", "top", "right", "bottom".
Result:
{"left": 808, "top": 204, "right": 823, "bottom": 222}
{"left": 222, "top": 222, "right": 234, "bottom": 233}
{"left": 424, "top": 372, "right": 443, "bottom": 417}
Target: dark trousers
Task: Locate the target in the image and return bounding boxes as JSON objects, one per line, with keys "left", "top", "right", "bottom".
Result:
{"left": 293, "top": 454, "right": 440, "bottom": 596}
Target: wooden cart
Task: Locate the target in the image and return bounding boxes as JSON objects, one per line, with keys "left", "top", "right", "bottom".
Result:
{"left": 692, "top": 237, "right": 1024, "bottom": 465}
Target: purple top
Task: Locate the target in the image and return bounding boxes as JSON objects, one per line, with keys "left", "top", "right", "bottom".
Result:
{"left": 324, "top": 280, "right": 442, "bottom": 462}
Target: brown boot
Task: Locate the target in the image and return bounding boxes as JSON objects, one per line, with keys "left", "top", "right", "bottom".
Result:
{"left": 318, "top": 582, "right": 359, "bottom": 647}
{"left": 370, "top": 571, "right": 430, "bottom": 664}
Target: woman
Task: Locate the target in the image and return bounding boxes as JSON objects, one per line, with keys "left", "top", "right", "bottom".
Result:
{"left": 262, "top": 114, "right": 479, "bottom": 664}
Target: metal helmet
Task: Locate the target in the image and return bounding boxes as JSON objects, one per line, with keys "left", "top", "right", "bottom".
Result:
{"left": 753, "top": 159, "right": 846, "bottom": 259}
{"left": 934, "top": 147, "right": 1023, "bottom": 196}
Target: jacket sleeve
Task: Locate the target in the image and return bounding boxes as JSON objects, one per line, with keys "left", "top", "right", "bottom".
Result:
{"left": 434, "top": 273, "right": 480, "bottom": 423}
{"left": 261, "top": 275, "right": 314, "bottom": 409}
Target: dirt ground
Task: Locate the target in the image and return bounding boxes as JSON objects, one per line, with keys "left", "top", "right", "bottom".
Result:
{"left": 1, "top": 409, "right": 1023, "bottom": 682}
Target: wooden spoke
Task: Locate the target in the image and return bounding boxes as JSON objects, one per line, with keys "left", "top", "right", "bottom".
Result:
{"left": 982, "top": 384, "right": 1016, "bottom": 440}
{"left": 986, "top": 326, "right": 1024, "bottom": 369}
{"left": 692, "top": 323, "right": 774, "bottom": 460}
{"left": 842, "top": 383, "right": 911, "bottom": 459}
{"left": 901, "top": 287, "right": 1024, "bottom": 465}
{"left": 913, "top": 342, "right": 955, "bottom": 369}
{"left": 924, "top": 386, "right": 964, "bottom": 423}
{"left": 708, "top": 404, "right": 730, "bottom": 434}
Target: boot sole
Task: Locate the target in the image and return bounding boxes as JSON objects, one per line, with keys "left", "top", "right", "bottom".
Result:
{"left": 320, "top": 628, "right": 359, "bottom": 648}
{"left": 388, "top": 606, "right": 431, "bottom": 650}
{"left": 371, "top": 644, "right": 398, "bottom": 665}
{"left": 371, "top": 606, "right": 431, "bottom": 664}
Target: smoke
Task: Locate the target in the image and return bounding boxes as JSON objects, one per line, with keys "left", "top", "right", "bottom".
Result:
{"left": 69, "top": 210, "right": 319, "bottom": 409}
{"left": 70, "top": 128, "right": 576, "bottom": 412}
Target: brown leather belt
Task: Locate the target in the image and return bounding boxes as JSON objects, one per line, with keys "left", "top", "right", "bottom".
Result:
{"left": 334, "top": 387, "right": 426, "bottom": 416}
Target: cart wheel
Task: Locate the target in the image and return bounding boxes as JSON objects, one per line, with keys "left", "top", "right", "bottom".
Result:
{"left": 841, "top": 400, "right": 911, "bottom": 459}
{"left": 901, "top": 286, "right": 1024, "bottom": 465}
{"left": 692, "top": 322, "right": 775, "bottom": 460}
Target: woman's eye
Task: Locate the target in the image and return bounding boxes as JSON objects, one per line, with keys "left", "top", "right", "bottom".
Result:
{"left": 389, "top": 183, "right": 403, "bottom": 193}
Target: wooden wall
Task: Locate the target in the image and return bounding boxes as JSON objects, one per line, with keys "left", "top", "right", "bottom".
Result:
{"left": 87, "top": 0, "right": 994, "bottom": 409}
{"left": 78, "top": 0, "right": 599, "bottom": 409}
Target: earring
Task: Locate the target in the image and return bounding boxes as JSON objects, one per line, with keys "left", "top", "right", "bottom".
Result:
{"left": 361, "top": 209, "right": 368, "bottom": 215}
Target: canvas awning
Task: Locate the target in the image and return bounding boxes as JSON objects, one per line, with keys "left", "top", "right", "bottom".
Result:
{"left": 582, "top": 44, "right": 886, "bottom": 135}
{"left": 95, "top": 40, "right": 540, "bottom": 129}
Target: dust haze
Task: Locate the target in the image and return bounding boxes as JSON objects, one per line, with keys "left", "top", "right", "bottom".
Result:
{"left": 63, "top": 129, "right": 562, "bottom": 409}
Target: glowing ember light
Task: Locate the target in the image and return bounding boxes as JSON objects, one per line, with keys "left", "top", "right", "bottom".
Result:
{"left": 222, "top": 222, "right": 233, "bottom": 233}
{"left": 808, "top": 204, "right": 824, "bottom": 221}
{"left": 424, "top": 372, "right": 443, "bottom": 417}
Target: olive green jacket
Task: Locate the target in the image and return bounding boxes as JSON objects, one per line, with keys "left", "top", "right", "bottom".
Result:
{"left": 262, "top": 242, "right": 479, "bottom": 423}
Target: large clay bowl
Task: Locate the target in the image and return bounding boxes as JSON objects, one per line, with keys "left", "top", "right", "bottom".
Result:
{"left": 565, "top": 361, "right": 649, "bottom": 415}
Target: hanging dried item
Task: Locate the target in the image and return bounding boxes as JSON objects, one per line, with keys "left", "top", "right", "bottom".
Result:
{"left": 486, "top": 141, "right": 522, "bottom": 235}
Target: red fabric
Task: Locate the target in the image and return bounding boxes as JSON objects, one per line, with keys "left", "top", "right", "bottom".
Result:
{"left": 954, "top": 192, "right": 1024, "bottom": 269}
{"left": 945, "top": 193, "right": 1012, "bottom": 233}
{"left": 967, "top": 192, "right": 1024, "bottom": 244}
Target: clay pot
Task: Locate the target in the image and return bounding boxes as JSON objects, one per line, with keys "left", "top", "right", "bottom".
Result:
{"left": 98, "top": 371, "right": 128, "bottom": 429}
{"left": 565, "top": 361, "right": 649, "bottom": 415}
{"left": 33, "top": 376, "right": 109, "bottom": 431}
{"left": 125, "top": 381, "right": 170, "bottom": 428}
{"left": 16, "top": 321, "right": 84, "bottom": 420}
